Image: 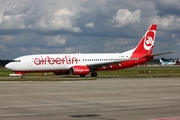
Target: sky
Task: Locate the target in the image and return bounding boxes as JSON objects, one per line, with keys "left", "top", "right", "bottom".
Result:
{"left": 0, "top": 0, "right": 180, "bottom": 60}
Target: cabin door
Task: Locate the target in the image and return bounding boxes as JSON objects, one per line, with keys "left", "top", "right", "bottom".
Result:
{"left": 27, "top": 57, "right": 32, "bottom": 67}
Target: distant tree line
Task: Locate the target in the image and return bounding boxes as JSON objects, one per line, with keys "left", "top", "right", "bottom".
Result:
{"left": 0, "top": 60, "right": 11, "bottom": 67}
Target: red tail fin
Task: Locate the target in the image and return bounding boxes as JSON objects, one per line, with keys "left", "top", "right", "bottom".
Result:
{"left": 132, "top": 24, "right": 157, "bottom": 58}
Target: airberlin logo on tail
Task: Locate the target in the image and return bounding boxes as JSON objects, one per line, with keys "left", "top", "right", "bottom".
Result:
{"left": 144, "top": 30, "right": 156, "bottom": 50}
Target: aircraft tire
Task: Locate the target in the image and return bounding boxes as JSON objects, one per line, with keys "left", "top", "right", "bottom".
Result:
{"left": 91, "top": 72, "right": 97, "bottom": 77}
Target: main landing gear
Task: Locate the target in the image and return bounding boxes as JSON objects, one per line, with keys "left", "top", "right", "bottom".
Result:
{"left": 91, "top": 71, "right": 97, "bottom": 77}
{"left": 79, "top": 72, "right": 98, "bottom": 77}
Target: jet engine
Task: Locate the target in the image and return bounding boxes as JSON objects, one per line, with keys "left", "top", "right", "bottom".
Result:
{"left": 70, "top": 66, "right": 90, "bottom": 75}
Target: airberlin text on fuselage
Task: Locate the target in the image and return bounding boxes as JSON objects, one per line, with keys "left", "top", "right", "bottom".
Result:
{"left": 34, "top": 56, "right": 78, "bottom": 65}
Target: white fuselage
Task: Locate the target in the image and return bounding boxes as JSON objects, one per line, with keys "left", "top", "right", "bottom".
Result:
{"left": 6, "top": 50, "right": 133, "bottom": 72}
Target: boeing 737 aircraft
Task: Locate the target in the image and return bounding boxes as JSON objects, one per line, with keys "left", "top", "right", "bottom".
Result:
{"left": 159, "top": 59, "right": 176, "bottom": 65}
{"left": 5, "top": 24, "right": 173, "bottom": 78}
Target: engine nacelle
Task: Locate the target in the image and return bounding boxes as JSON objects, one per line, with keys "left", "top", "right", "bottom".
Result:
{"left": 54, "top": 70, "right": 70, "bottom": 75}
{"left": 70, "top": 66, "right": 90, "bottom": 75}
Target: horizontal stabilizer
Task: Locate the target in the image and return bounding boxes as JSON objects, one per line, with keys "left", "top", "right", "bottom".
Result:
{"left": 148, "top": 51, "right": 174, "bottom": 57}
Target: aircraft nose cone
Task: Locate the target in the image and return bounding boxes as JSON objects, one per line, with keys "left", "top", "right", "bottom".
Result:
{"left": 5, "top": 63, "right": 11, "bottom": 70}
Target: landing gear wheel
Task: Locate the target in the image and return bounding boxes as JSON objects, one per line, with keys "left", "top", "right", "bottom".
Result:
{"left": 91, "top": 72, "right": 97, "bottom": 77}
{"left": 21, "top": 75, "right": 25, "bottom": 79}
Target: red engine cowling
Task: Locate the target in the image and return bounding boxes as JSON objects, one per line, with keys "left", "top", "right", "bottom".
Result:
{"left": 54, "top": 70, "right": 70, "bottom": 75}
{"left": 70, "top": 66, "right": 90, "bottom": 75}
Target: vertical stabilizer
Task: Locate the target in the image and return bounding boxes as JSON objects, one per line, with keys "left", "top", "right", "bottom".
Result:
{"left": 131, "top": 24, "right": 157, "bottom": 58}
{"left": 159, "top": 59, "right": 163, "bottom": 63}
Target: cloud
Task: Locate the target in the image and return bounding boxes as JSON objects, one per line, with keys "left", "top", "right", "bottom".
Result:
{"left": 0, "top": 1, "right": 30, "bottom": 30}
{"left": 0, "top": 35, "right": 13, "bottom": 51}
{"left": 4, "top": 1, "right": 30, "bottom": 15}
{"left": 34, "top": 8, "right": 82, "bottom": 32}
{"left": 0, "top": 1, "right": 82, "bottom": 33}
{"left": 155, "top": 0, "right": 180, "bottom": 16}
{"left": 84, "top": 22, "right": 94, "bottom": 28}
{"left": 152, "top": 15, "right": 180, "bottom": 30}
{"left": 112, "top": 9, "right": 141, "bottom": 27}
{"left": 2, "top": 14, "right": 26, "bottom": 29}
{"left": 0, "top": 0, "right": 180, "bottom": 59}
{"left": 47, "top": 35, "right": 66, "bottom": 47}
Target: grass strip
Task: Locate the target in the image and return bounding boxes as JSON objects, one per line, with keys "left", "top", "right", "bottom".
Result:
{"left": 0, "top": 65, "right": 180, "bottom": 81}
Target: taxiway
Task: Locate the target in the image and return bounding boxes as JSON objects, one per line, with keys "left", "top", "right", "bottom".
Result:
{"left": 0, "top": 78, "right": 180, "bottom": 120}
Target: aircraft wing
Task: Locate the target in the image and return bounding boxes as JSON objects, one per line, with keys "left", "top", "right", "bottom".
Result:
{"left": 87, "top": 51, "right": 174, "bottom": 70}
{"left": 87, "top": 58, "right": 138, "bottom": 70}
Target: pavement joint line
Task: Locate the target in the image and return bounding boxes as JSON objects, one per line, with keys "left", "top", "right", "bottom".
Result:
{"left": 0, "top": 97, "right": 177, "bottom": 109}
{"left": 149, "top": 116, "right": 180, "bottom": 120}
{"left": 0, "top": 113, "right": 39, "bottom": 117}
{"left": 100, "top": 105, "right": 171, "bottom": 111}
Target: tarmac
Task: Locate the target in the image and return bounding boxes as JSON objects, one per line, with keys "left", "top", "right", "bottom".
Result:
{"left": 0, "top": 78, "right": 180, "bottom": 120}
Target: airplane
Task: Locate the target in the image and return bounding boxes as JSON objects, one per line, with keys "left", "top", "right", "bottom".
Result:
{"left": 5, "top": 24, "right": 173, "bottom": 78}
{"left": 159, "top": 58, "right": 176, "bottom": 65}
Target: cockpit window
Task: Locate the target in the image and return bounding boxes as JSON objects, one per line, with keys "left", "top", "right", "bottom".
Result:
{"left": 11, "top": 60, "right": 21, "bottom": 62}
